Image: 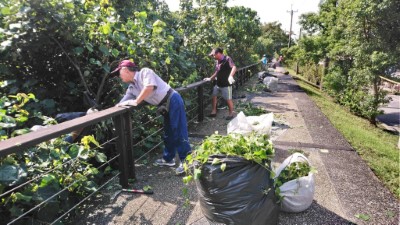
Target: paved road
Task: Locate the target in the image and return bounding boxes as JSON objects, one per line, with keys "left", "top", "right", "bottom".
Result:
{"left": 76, "top": 71, "right": 399, "bottom": 225}
{"left": 377, "top": 94, "right": 399, "bottom": 132}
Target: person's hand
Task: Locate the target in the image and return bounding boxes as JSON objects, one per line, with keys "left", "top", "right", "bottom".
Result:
{"left": 228, "top": 76, "right": 235, "bottom": 84}
{"left": 203, "top": 77, "right": 211, "bottom": 82}
{"left": 116, "top": 100, "right": 138, "bottom": 107}
{"left": 86, "top": 107, "right": 98, "bottom": 114}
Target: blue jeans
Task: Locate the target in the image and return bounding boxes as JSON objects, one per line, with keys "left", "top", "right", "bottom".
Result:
{"left": 162, "top": 92, "right": 191, "bottom": 162}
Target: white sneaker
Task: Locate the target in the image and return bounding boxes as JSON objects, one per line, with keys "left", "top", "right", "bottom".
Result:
{"left": 154, "top": 158, "right": 175, "bottom": 167}
{"left": 175, "top": 163, "right": 184, "bottom": 175}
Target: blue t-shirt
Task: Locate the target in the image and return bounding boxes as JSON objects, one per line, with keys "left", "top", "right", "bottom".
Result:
{"left": 261, "top": 57, "right": 268, "bottom": 64}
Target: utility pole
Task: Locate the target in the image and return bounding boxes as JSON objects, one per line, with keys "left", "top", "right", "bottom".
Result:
{"left": 299, "top": 28, "right": 302, "bottom": 40}
{"left": 287, "top": 5, "right": 298, "bottom": 48}
{"left": 296, "top": 28, "right": 302, "bottom": 74}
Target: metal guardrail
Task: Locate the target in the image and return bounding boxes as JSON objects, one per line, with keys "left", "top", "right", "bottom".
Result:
{"left": 0, "top": 62, "right": 260, "bottom": 224}
{"left": 380, "top": 76, "right": 400, "bottom": 93}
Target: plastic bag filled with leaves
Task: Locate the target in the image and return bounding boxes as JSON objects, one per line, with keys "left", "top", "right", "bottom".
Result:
{"left": 274, "top": 153, "right": 316, "bottom": 213}
{"left": 183, "top": 133, "right": 280, "bottom": 225}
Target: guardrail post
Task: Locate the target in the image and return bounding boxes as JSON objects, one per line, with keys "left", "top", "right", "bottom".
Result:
{"left": 240, "top": 70, "right": 242, "bottom": 86}
{"left": 124, "top": 111, "right": 135, "bottom": 180}
{"left": 244, "top": 68, "right": 247, "bottom": 82}
{"left": 114, "top": 111, "right": 135, "bottom": 188}
{"left": 197, "top": 85, "right": 204, "bottom": 122}
{"left": 234, "top": 70, "right": 240, "bottom": 90}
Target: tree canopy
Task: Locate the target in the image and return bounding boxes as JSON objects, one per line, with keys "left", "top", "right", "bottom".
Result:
{"left": 0, "top": 0, "right": 264, "bottom": 115}
{"left": 292, "top": 0, "right": 400, "bottom": 123}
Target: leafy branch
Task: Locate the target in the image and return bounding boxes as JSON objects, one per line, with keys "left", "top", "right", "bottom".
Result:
{"left": 183, "top": 132, "right": 275, "bottom": 185}
{"left": 49, "top": 36, "right": 95, "bottom": 99}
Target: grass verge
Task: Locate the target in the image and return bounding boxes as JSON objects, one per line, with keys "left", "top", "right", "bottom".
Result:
{"left": 296, "top": 79, "right": 399, "bottom": 198}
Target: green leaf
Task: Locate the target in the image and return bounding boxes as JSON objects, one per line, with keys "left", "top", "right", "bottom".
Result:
{"left": 194, "top": 168, "right": 201, "bottom": 180}
{"left": 153, "top": 26, "right": 163, "bottom": 34}
{"left": 165, "top": 57, "right": 171, "bottom": 65}
{"left": 15, "top": 116, "right": 28, "bottom": 124}
{"left": 105, "top": 165, "right": 112, "bottom": 174}
{"left": 99, "top": 45, "right": 109, "bottom": 56}
{"left": 1, "top": 7, "right": 11, "bottom": 15}
{"left": 143, "top": 185, "right": 152, "bottom": 191}
{"left": 40, "top": 98, "right": 56, "bottom": 109}
{"left": 153, "top": 20, "right": 166, "bottom": 27}
{"left": 102, "top": 64, "right": 110, "bottom": 73}
{"left": 2, "top": 115, "right": 16, "bottom": 124}
{"left": 101, "top": 23, "right": 112, "bottom": 35}
{"left": 136, "top": 11, "right": 147, "bottom": 20}
{"left": 95, "top": 152, "right": 107, "bottom": 163}
{"left": 0, "top": 164, "right": 27, "bottom": 186}
{"left": 211, "top": 158, "right": 221, "bottom": 165}
{"left": 182, "top": 187, "right": 188, "bottom": 196}
{"left": 65, "top": 3, "right": 74, "bottom": 9}
{"left": 40, "top": 174, "right": 57, "bottom": 188}
{"left": 128, "top": 178, "right": 135, "bottom": 183}
{"left": 0, "top": 121, "right": 16, "bottom": 128}
{"left": 73, "top": 47, "right": 84, "bottom": 55}
{"left": 81, "top": 135, "right": 101, "bottom": 148}
{"left": 68, "top": 144, "right": 79, "bottom": 158}
{"left": 166, "top": 35, "right": 174, "bottom": 42}
{"left": 183, "top": 175, "right": 193, "bottom": 184}
{"left": 86, "top": 43, "right": 94, "bottom": 52}
{"left": 220, "top": 163, "right": 226, "bottom": 172}
{"left": 111, "top": 49, "right": 120, "bottom": 57}
{"left": 13, "top": 192, "right": 32, "bottom": 203}
{"left": 355, "top": 214, "right": 370, "bottom": 221}
{"left": 83, "top": 181, "right": 98, "bottom": 192}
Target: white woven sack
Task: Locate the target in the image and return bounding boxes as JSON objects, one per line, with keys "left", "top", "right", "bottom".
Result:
{"left": 227, "top": 111, "right": 253, "bottom": 135}
{"left": 227, "top": 111, "right": 273, "bottom": 136}
{"left": 263, "top": 77, "right": 279, "bottom": 92}
{"left": 245, "top": 113, "right": 273, "bottom": 136}
{"left": 274, "top": 153, "right": 315, "bottom": 213}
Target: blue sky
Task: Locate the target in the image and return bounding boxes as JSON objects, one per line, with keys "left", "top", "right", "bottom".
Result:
{"left": 164, "top": 0, "right": 321, "bottom": 38}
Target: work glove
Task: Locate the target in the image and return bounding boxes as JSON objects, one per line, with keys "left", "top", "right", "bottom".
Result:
{"left": 86, "top": 107, "right": 98, "bottom": 114}
{"left": 203, "top": 77, "right": 211, "bottom": 82}
{"left": 116, "top": 100, "right": 138, "bottom": 107}
{"left": 228, "top": 76, "right": 235, "bottom": 84}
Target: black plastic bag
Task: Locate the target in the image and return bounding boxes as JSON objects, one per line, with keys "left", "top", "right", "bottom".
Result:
{"left": 195, "top": 155, "right": 279, "bottom": 225}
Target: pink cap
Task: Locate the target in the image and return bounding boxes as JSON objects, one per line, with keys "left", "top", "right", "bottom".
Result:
{"left": 110, "top": 60, "right": 138, "bottom": 74}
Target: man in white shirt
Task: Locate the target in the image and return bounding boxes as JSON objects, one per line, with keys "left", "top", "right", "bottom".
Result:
{"left": 111, "top": 60, "right": 191, "bottom": 175}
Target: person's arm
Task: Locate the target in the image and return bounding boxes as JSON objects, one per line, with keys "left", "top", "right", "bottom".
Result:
{"left": 229, "top": 66, "right": 237, "bottom": 78}
{"left": 116, "top": 86, "right": 137, "bottom": 107}
{"left": 210, "top": 71, "right": 218, "bottom": 80}
{"left": 119, "top": 91, "right": 135, "bottom": 103}
{"left": 204, "top": 70, "right": 217, "bottom": 81}
{"left": 135, "top": 85, "right": 155, "bottom": 104}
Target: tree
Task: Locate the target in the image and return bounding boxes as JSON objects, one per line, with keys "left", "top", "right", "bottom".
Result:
{"left": 295, "top": 0, "right": 399, "bottom": 124}
{"left": 254, "top": 22, "right": 288, "bottom": 59}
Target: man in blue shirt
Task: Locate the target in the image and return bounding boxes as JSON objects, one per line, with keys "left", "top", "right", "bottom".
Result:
{"left": 261, "top": 54, "right": 268, "bottom": 70}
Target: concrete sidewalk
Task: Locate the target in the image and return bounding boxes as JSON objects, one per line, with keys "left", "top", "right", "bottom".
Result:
{"left": 377, "top": 94, "right": 400, "bottom": 134}
{"left": 77, "top": 71, "right": 399, "bottom": 225}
